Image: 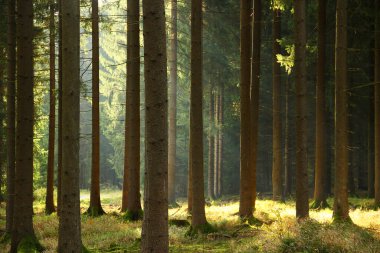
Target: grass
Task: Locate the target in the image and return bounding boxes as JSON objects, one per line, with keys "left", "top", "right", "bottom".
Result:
{"left": 1, "top": 189, "right": 380, "bottom": 252}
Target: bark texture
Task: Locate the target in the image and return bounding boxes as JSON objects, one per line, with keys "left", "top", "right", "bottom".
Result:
{"left": 375, "top": 0, "right": 380, "bottom": 206}
{"left": 208, "top": 85, "right": 215, "bottom": 200}
{"left": 57, "top": 0, "right": 63, "bottom": 215}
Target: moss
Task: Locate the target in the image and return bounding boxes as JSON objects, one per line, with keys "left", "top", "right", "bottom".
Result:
{"left": 17, "top": 236, "right": 44, "bottom": 253}
{"left": 310, "top": 199, "right": 330, "bottom": 210}
{"left": 84, "top": 206, "right": 106, "bottom": 217}
{"left": 332, "top": 214, "right": 353, "bottom": 224}
{"left": 185, "top": 222, "right": 217, "bottom": 237}
{"left": 122, "top": 209, "right": 143, "bottom": 221}
{"left": 240, "top": 216, "right": 263, "bottom": 226}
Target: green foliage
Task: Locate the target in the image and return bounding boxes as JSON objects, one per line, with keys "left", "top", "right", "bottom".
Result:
{"left": 122, "top": 209, "right": 144, "bottom": 222}
{"left": 17, "top": 236, "right": 44, "bottom": 253}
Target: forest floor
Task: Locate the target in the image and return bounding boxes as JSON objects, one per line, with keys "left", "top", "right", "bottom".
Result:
{"left": 1, "top": 189, "right": 380, "bottom": 252}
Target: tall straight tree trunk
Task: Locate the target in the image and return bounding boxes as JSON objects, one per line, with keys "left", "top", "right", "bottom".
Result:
{"left": 0, "top": 55, "right": 4, "bottom": 203}
{"left": 11, "top": 0, "right": 37, "bottom": 250}
{"left": 213, "top": 88, "right": 219, "bottom": 198}
{"left": 57, "top": 0, "right": 63, "bottom": 215}
{"left": 190, "top": 0, "right": 207, "bottom": 230}
{"left": 58, "top": 0, "right": 82, "bottom": 250}
{"left": 250, "top": 0, "right": 261, "bottom": 209}
{"left": 368, "top": 93, "right": 374, "bottom": 198}
{"left": 168, "top": 0, "right": 178, "bottom": 205}
{"left": 284, "top": 76, "right": 292, "bottom": 197}
{"left": 217, "top": 86, "right": 223, "bottom": 197}
{"left": 312, "top": 0, "right": 328, "bottom": 209}
{"left": 239, "top": 0, "right": 253, "bottom": 219}
{"left": 123, "top": 0, "right": 142, "bottom": 218}
{"left": 87, "top": 0, "right": 105, "bottom": 216}
{"left": 141, "top": 0, "right": 168, "bottom": 251}
{"left": 375, "top": 0, "right": 380, "bottom": 206}
{"left": 333, "top": 0, "right": 350, "bottom": 221}
{"left": 208, "top": 85, "right": 215, "bottom": 200}
{"left": 46, "top": 0, "right": 56, "bottom": 215}
{"left": 294, "top": 0, "right": 309, "bottom": 219}
{"left": 272, "top": 8, "right": 282, "bottom": 201}
{"left": 188, "top": 133, "right": 193, "bottom": 213}
{"left": 6, "top": 0, "right": 16, "bottom": 234}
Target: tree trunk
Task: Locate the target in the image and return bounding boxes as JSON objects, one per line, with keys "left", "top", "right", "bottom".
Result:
{"left": 250, "top": 0, "right": 261, "bottom": 209}
{"left": 272, "top": 8, "right": 282, "bottom": 201}
{"left": 375, "top": 0, "right": 380, "bottom": 206}
{"left": 6, "top": 0, "right": 16, "bottom": 234}
{"left": 208, "top": 85, "right": 215, "bottom": 200}
{"left": 333, "top": 0, "right": 350, "bottom": 221}
{"left": 312, "top": 0, "right": 328, "bottom": 209}
{"left": 368, "top": 92, "right": 374, "bottom": 198}
{"left": 168, "top": 0, "right": 178, "bottom": 205}
{"left": 188, "top": 125, "right": 193, "bottom": 213}
{"left": 141, "top": 0, "right": 168, "bottom": 251}
{"left": 239, "top": 0, "right": 253, "bottom": 219}
{"left": 11, "top": 0, "right": 37, "bottom": 250}
{"left": 284, "top": 76, "right": 292, "bottom": 198}
{"left": 190, "top": 0, "right": 207, "bottom": 230}
{"left": 0, "top": 51, "right": 4, "bottom": 203}
{"left": 294, "top": 0, "right": 309, "bottom": 219}
{"left": 57, "top": 0, "right": 63, "bottom": 215}
{"left": 214, "top": 87, "right": 219, "bottom": 198}
{"left": 87, "top": 0, "right": 105, "bottom": 216}
{"left": 217, "top": 85, "right": 224, "bottom": 197}
{"left": 46, "top": 0, "right": 56, "bottom": 215}
{"left": 58, "top": 0, "right": 82, "bottom": 250}
{"left": 123, "top": 0, "right": 142, "bottom": 218}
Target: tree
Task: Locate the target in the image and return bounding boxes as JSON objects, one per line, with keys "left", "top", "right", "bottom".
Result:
{"left": 294, "top": 0, "right": 309, "bottom": 219}
{"left": 58, "top": 0, "right": 82, "bottom": 250}
{"left": 57, "top": 0, "right": 63, "bottom": 215}
{"left": 311, "top": 0, "right": 328, "bottom": 209}
{"left": 11, "top": 0, "right": 39, "bottom": 250}
{"left": 208, "top": 84, "right": 215, "bottom": 200}
{"left": 374, "top": 0, "right": 380, "bottom": 206}
{"left": 333, "top": 0, "right": 350, "bottom": 221}
{"left": 141, "top": 0, "right": 168, "bottom": 251}
{"left": 250, "top": 0, "right": 261, "bottom": 208}
{"left": 87, "top": 0, "right": 105, "bottom": 216}
{"left": 272, "top": 7, "right": 282, "bottom": 201}
{"left": 6, "top": 0, "right": 16, "bottom": 234}
{"left": 239, "top": 0, "right": 253, "bottom": 219}
{"left": 122, "top": 0, "right": 142, "bottom": 219}
{"left": 168, "top": 0, "right": 178, "bottom": 205}
{"left": 190, "top": 0, "right": 208, "bottom": 231}
{"left": 45, "top": 0, "right": 56, "bottom": 215}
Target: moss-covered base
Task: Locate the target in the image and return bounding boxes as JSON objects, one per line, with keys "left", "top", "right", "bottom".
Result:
{"left": 185, "top": 222, "right": 217, "bottom": 237}
{"left": 17, "top": 235, "right": 44, "bottom": 253}
{"left": 310, "top": 199, "right": 330, "bottom": 210}
{"left": 169, "top": 219, "right": 190, "bottom": 227}
{"left": 84, "top": 205, "right": 106, "bottom": 217}
{"left": 240, "top": 216, "right": 263, "bottom": 226}
{"left": 332, "top": 214, "right": 353, "bottom": 224}
{"left": 45, "top": 206, "right": 56, "bottom": 215}
{"left": 122, "top": 209, "right": 143, "bottom": 221}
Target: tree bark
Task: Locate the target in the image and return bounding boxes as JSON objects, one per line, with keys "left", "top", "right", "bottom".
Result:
{"left": 368, "top": 92, "right": 374, "bottom": 198}
{"left": 250, "top": 0, "right": 261, "bottom": 209}
{"left": 208, "top": 85, "right": 215, "bottom": 200}
{"left": 272, "top": 8, "right": 282, "bottom": 201}
{"left": 239, "top": 0, "right": 253, "bottom": 219}
{"left": 333, "top": 0, "right": 350, "bottom": 221}
{"left": 168, "top": 0, "right": 178, "bottom": 205}
{"left": 46, "top": 0, "right": 56, "bottom": 215}
{"left": 214, "top": 87, "right": 219, "bottom": 198}
{"left": 187, "top": 132, "right": 193, "bottom": 213}
{"left": 375, "top": 0, "right": 380, "bottom": 206}
{"left": 294, "top": 0, "right": 309, "bottom": 219}
{"left": 57, "top": 0, "right": 63, "bottom": 215}
{"left": 58, "top": 0, "right": 82, "bottom": 250}
{"left": 11, "top": 0, "right": 37, "bottom": 250}
{"left": 217, "top": 85, "right": 224, "bottom": 197}
{"left": 190, "top": 0, "right": 207, "bottom": 229}
{"left": 284, "top": 76, "right": 292, "bottom": 198}
{"left": 312, "top": 0, "right": 328, "bottom": 209}
{"left": 6, "top": 0, "right": 16, "bottom": 234}
{"left": 141, "top": 0, "right": 168, "bottom": 251}
{"left": 123, "top": 0, "right": 142, "bottom": 218}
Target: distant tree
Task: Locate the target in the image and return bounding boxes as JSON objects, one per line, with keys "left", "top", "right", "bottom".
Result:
{"left": 11, "top": 0, "right": 38, "bottom": 250}
{"left": 239, "top": 0, "right": 253, "bottom": 219}
{"left": 294, "top": 0, "right": 309, "bottom": 219}
{"left": 333, "top": 0, "right": 350, "bottom": 221}
{"left": 46, "top": 0, "right": 56, "bottom": 215}
{"left": 87, "top": 0, "right": 105, "bottom": 216}
{"left": 122, "top": 0, "right": 142, "bottom": 219}
{"left": 272, "top": 7, "right": 282, "bottom": 201}
{"left": 208, "top": 84, "right": 215, "bottom": 200}
{"left": 6, "top": 0, "right": 16, "bottom": 234}
{"left": 58, "top": 0, "right": 82, "bottom": 250}
{"left": 141, "top": 0, "right": 168, "bottom": 251}
{"left": 374, "top": 0, "right": 380, "bottom": 207}
{"left": 311, "top": 0, "right": 328, "bottom": 209}
{"left": 168, "top": 0, "right": 178, "bottom": 205}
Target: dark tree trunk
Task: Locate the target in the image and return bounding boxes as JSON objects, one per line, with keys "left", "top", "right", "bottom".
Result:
{"left": 188, "top": 127, "right": 193, "bottom": 213}
{"left": 272, "top": 8, "right": 282, "bottom": 201}
{"left": 57, "top": 0, "right": 63, "bottom": 215}
{"left": 6, "top": 0, "right": 16, "bottom": 234}
{"left": 239, "top": 0, "right": 253, "bottom": 219}
{"left": 333, "top": 0, "right": 350, "bottom": 221}
{"left": 284, "top": 76, "right": 292, "bottom": 198}
{"left": 141, "top": 0, "right": 168, "bottom": 251}
{"left": 250, "top": 0, "right": 261, "bottom": 209}
{"left": 375, "top": 0, "right": 380, "bottom": 206}
{"left": 46, "top": 0, "right": 56, "bottom": 215}
{"left": 208, "top": 85, "right": 215, "bottom": 200}
{"left": 311, "top": 0, "right": 328, "bottom": 209}
{"left": 217, "top": 85, "right": 224, "bottom": 197}
{"left": 190, "top": 0, "right": 207, "bottom": 230}
{"left": 58, "top": 0, "right": 82, "bottom": 250}
{"left": 294, "top": 0, "right": 309, "bottom": 219}
{"left": 214, "top": 88, "right": 219, "bottom": 198}
{"left": 11, "top": 0, "right": 37, "bottom": 250}
{"left": 368, "top": 92, "right": 374, "bottom": 198}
